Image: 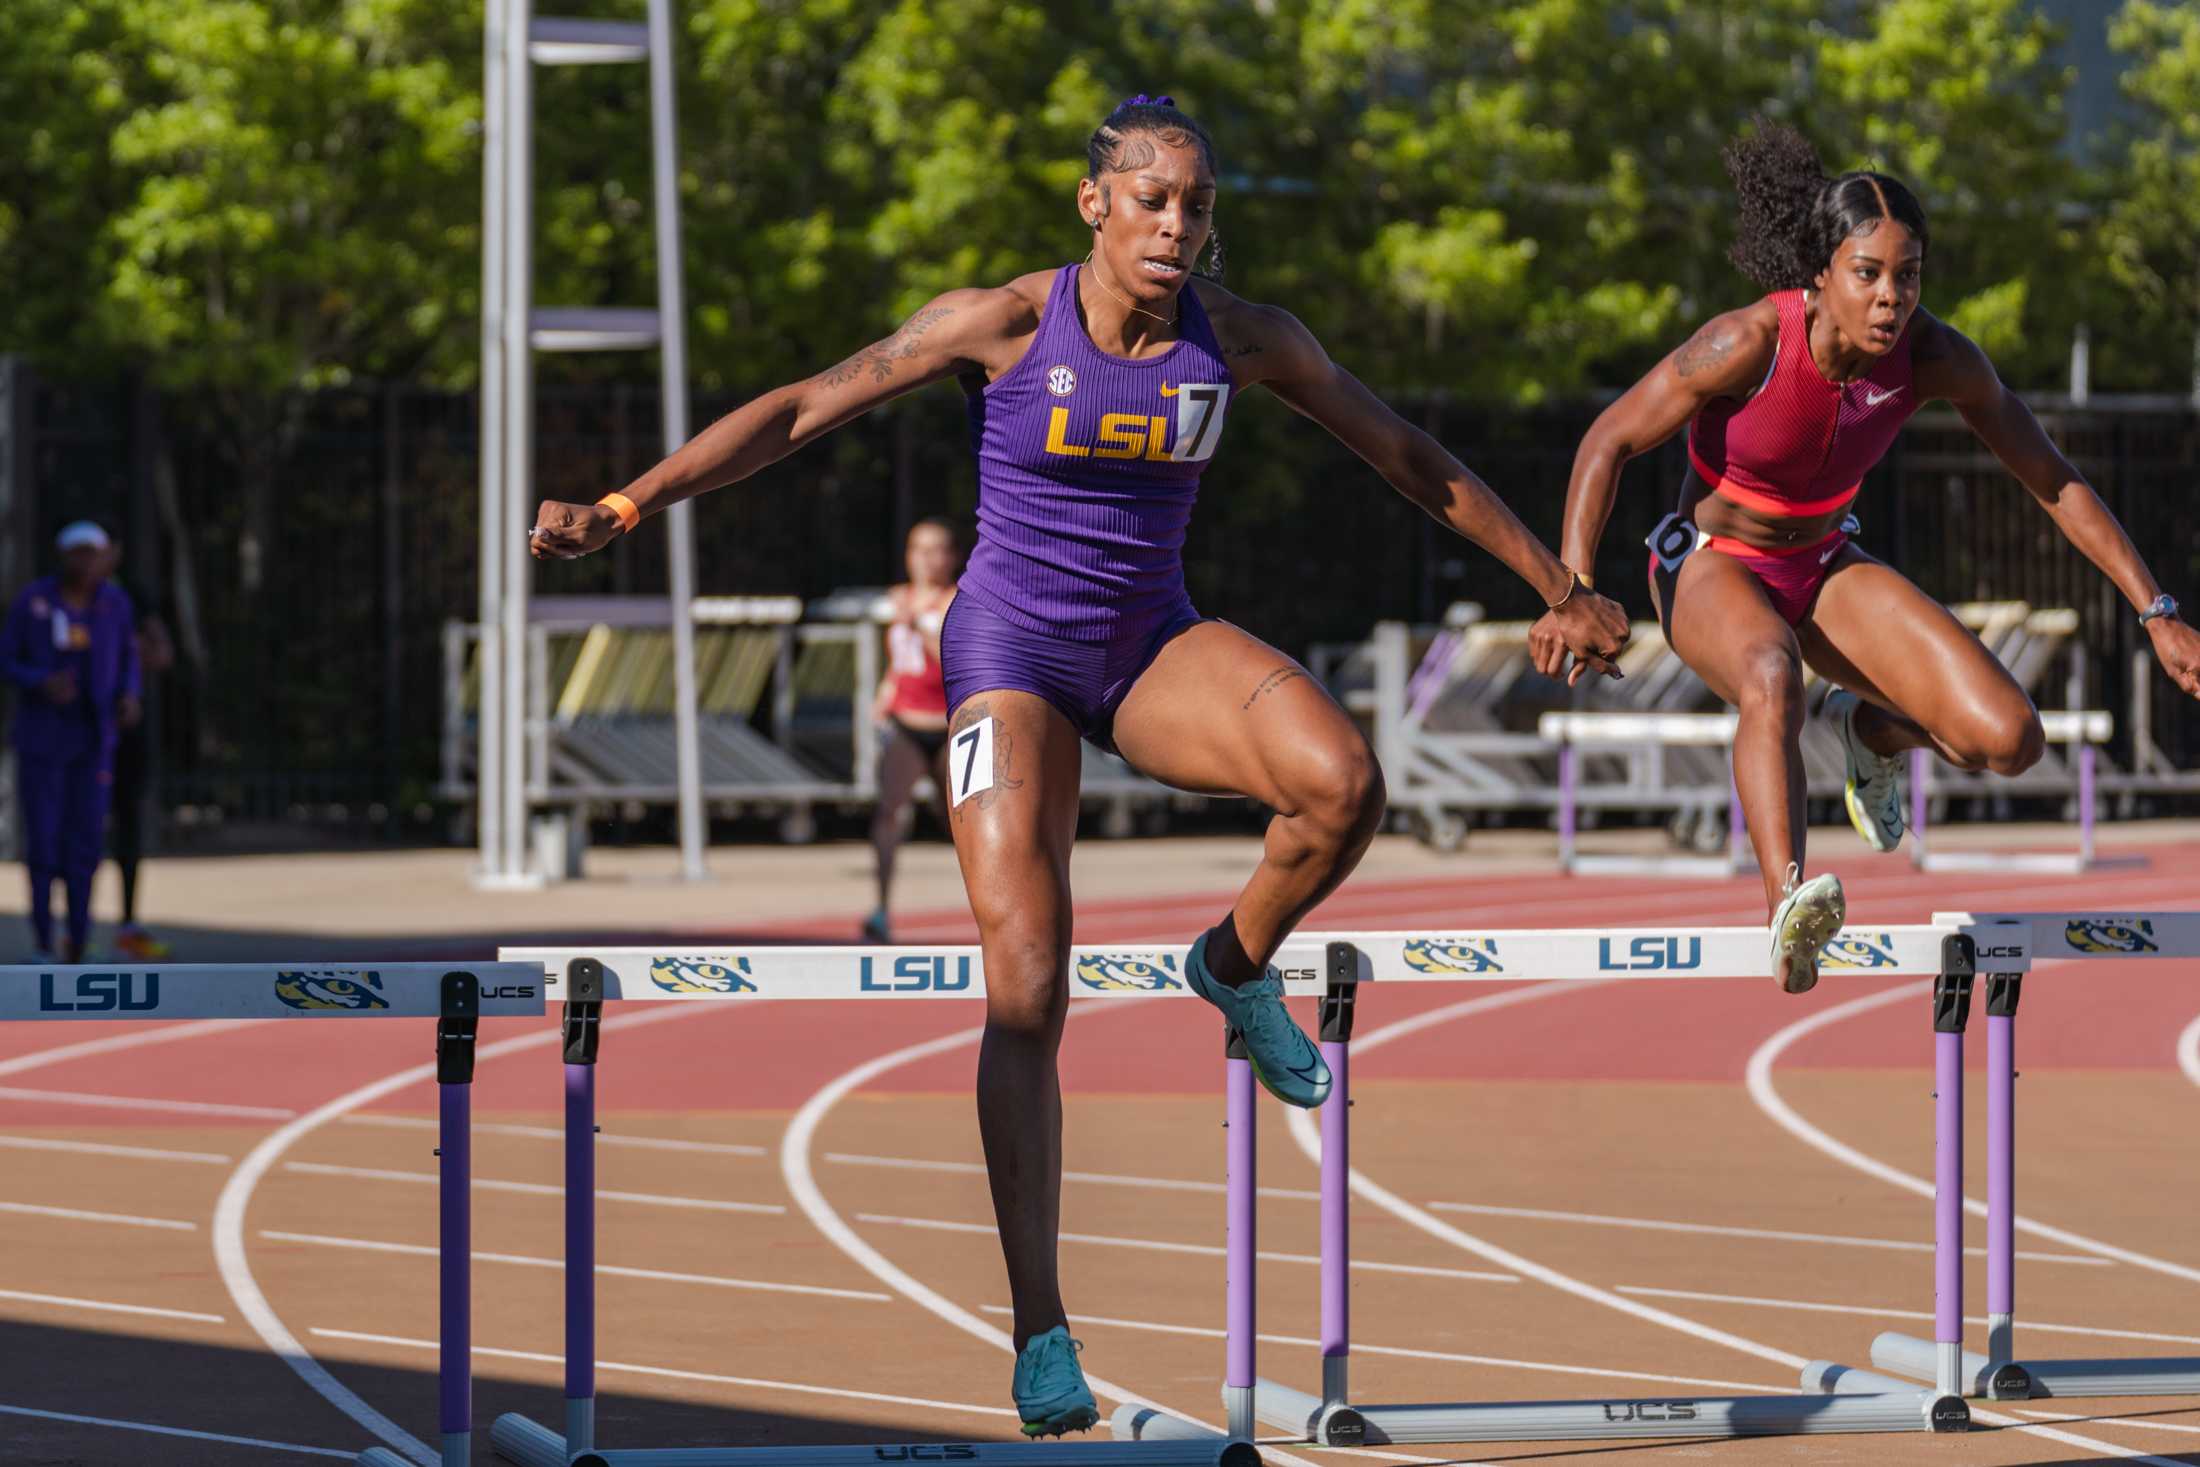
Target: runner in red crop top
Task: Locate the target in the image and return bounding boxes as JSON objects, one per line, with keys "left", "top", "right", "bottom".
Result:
{"left": 1532, "top": 119, "right": 2200, "bottom": 996}
{"left": 865, "top": 516, "right": 961, "bottom": 944}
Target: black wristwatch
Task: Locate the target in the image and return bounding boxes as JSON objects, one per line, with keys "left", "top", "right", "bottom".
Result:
{"left": 2138, "top": 593, "right": 2179, "bottom": 627}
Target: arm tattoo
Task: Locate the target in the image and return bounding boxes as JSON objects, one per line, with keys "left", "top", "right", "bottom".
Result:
{"left": 1244, "top": 665, "right": 1306, "bottom": 709}
{"left": 1674, "top": 321, "right": 1738, "bottom": 379}
{"left": 813, "top": 305, "right": 958, "bottom": 389}
{"left": 1224, "top": 340, "right": 1264, "bottom": 360}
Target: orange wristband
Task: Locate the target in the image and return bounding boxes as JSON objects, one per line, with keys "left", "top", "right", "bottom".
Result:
{"left": 597, "top": 492, "right": 641, "bottom": 533}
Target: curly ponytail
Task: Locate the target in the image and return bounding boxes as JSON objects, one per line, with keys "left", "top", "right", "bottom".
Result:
{"left": 1723, "top": 116, "right": 1930, "bottom": 292}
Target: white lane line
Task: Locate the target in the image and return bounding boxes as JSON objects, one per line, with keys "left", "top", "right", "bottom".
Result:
{"left": 342, "top": 1113, "right": 766, "bottom": 1156}
{"left": 260, "top": 1230, "right": 891, "bottom": 1302}
{"left": 216, "top": 1002, "right": 714, "bottom": 1467}
{"left": 782, "top": 1008, "right": 1319, "bottom": 1467}
{"left": 853, "top": 1212, "right": 1518, "bottom": 1284}
{"left": 0, "top": 1199, "right": 195, "bottom": 1230}
{"left": 0, "top": 1019, "right": 265, "bottom": 1079}
{"left": 0, "top": 1287, "right": 224, "bottom": 1324}
{"left": 827, "top": 1151, "right": 1318, "bottom": 1201}
{"left": 1617, "top": 1286, "right": 2200, "bottom": 1345}
{"left": 0, "top": 1084, "right": 296, "bottom": 1119}
{"left": 974, "top": 1305, "right": 1786, "bottom": 1394}
{"left": 2179, "top": 1010, "right": 2200, "bottom": 1091}
{"left": 2016, "top": 1409, "right": 2200, "bottom": 1437}
{"left": 0, "top": 1133, "right": 229, "bottom": 1164}
{"left": 309, "top": 1329, "right": 1018, "bottom": 1418}
{"left": 1427, "top": 1199, "right": 2109, "bottom": 1265}
{"left": 1744, "top": 981, "right": 2200, "bottom": 1285}
{"left": 0, "top": 1402, "right": 350, "bottom": 1458}
{"left": 278, "top": 1161, "right": 783, "bottom": 1214}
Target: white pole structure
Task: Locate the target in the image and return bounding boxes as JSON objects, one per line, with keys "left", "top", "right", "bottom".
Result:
{"left": 491, "top": 0, "right": 538, "bottom": 887}
{"left": 475, "top": 0, "right": 508, "bottom": 881}
{"left": 646, "top": 0, "right": 706, "bottom": 880}
{"left": 477, "top": 1, "right": 703, "bottom": 884}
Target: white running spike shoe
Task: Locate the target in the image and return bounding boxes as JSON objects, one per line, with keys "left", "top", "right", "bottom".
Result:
{"left": 1828, "top": 688, "right": 1906, "bottom": 853}
{"left": 1770, "top": 863, "right": 1846, "bottom": 994}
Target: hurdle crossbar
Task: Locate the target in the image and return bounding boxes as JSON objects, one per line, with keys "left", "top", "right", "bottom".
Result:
{"left": 1239, "top": 932, "right": 2003, "bottom": 1446}
{"left": 495, "top": 924, "right": 2014, "bottom": 1462}
{"left": 501, "top": 925, "right": 1981, "bottom": 1004}
{"left": 1537, "top": 713, "right": 1754, "bottom": 879}
{"left": 0, "top": 962, "right": 544, "bottom": 1467}
{"left": 1907, "top": 712, "right": 2138, "bottom": 874}
{"left": 1858, "top": 912, "right": 2200, "bottom": 1402}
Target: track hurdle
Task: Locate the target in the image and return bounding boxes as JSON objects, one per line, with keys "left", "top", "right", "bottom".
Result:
{"left": 1187, "top": 925, "right": 2016, "bottom": 1446}
{"left": 0, "top": 961, "right": 547, "bottom": 1467}
{"left": 1906, "top": 711, "right": 2138, "bottom": 874}
{"left": 504, "top": 928, "right": 2018, "bottom": 1461}
{"left": 1539, "top": 713, "right": 1754, "bottom": 878}
{"left": 1859, "top": 911, "right": 2200, "bottom": 1402}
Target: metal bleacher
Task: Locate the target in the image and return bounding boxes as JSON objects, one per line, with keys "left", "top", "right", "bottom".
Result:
{"left": 441, "top": 592, "right": 1189, "bottom": 877}
{"left": 1339, "top": 597, "right": 2130, "bottom": 854}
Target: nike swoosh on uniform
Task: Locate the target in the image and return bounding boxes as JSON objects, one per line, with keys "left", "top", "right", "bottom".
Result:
{"left": 1863, "top": 386, "right": 1904, "bottom": 406}
{"left": 1159, "top": 383, "right": 1179, "bottom": 396}
{"left": 1820, "top": 545, "right": 1840, "bottom": 564}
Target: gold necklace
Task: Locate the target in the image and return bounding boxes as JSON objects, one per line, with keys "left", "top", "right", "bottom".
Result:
{"left": 1084, "top": 251, "right": 1178, "bottom": 328}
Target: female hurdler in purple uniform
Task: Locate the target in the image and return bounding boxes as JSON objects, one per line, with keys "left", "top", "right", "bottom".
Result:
{"left": 533, "top": 96, "right": 1630, "bottom": 1431}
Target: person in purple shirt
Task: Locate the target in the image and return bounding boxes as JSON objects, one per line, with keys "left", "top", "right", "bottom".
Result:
{"left": 5, "top": 522, "right": 141, "bottom": 961}
{"left": 531, "top": 96, "right": 1629, "bottom": 1428}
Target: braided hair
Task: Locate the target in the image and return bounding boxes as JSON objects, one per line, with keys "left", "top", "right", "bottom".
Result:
{"left": 1723, "top": 117, "right": 1928, "bottom": 292}
{"left": 1085, "top": 95, "right": 1225, "bottom": 284}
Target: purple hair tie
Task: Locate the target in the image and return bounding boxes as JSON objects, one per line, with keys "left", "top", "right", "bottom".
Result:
{"left": 1122, "top": 93, "right": 1173, "bottom": 108}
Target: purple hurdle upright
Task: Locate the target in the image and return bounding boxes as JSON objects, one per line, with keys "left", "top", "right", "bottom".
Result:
{"left": 490, "top": 956, "right": 605, "bottom": 1467}
{"left": 1931, "top": 960, "right": 1974, "bottom": 1400}
{"left": 1985, "top": 973, "right": 2018, "bottom": 1364}
{"left": 1251, "top": 939, "right": 1964, "bottom": 1446}
{"left": 1223, "top": 1025, "right": 1257, "bottom": 1439}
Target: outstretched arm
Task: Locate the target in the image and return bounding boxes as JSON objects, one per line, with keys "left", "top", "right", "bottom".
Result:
{"left": 531, "top": 289, "right": 1027, "bottom": 559}
{"left": 1557, "top": 303, "right": 1774, "bottom": 572}
{"left": 1234, "top": 303, "right": 1629, "bottom": 678}
{"left": 1926, "top": 324, "right": 2200, "bottom": 699}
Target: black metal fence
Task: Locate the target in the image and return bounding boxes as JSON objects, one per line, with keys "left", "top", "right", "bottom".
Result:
{"left": 5, "top": 360, "right": 2193, "bottom": 837}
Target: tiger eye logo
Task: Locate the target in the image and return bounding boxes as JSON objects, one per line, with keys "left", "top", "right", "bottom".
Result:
{"left": 1820, "top": 935, "right": 1898, "bottom": 969}
{"left": 274, "top": 970, "right": 390, "bottom": 1011}
{"left": 1073, "top": 954, "right": 1181, "bottom": 992}
{"left": 1402, "top": 939, "right": 1503, "bottom": 975}
{"left": 650, "top": 956, "right": 759, "bottom": 995}
{"left": 2063, "top": 919, "right": 2157, "bottom": 955}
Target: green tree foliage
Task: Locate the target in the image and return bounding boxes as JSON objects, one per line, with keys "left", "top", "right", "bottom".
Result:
{"left": 0, "top": 0, "right": 2191, "bottom": 406}
{"left": 2099, "top": 0, "right": 2200, "bottom": 395}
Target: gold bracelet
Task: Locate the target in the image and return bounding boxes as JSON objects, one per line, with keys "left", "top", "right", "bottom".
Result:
{"left": 1546, "top": 569, "right": 1590, "bottom": 611}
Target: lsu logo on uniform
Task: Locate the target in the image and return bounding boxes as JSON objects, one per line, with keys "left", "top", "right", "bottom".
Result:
{"left": 1403, "top": 938, "right": 1503, "bottom": 976}
{"left": 650, "top": 956, "right": 759, "bottom": 995}
{"left": 2064, "top": 919, "right": 2157, "bottom": 955}
{"left": 1820, "top": 934, "right": 1898, "bottom": 969}
{"left": 275, "top": 970, "right": 390, "bottom": 1012}
{"left": 1043, "top": 382, "right": 1229, "bottom": 464}
{"left": 1074, "top": 954, "right": 1182, "bottom": 992}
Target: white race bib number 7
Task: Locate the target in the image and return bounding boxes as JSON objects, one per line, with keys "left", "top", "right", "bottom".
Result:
{"left": 950, "top": 717, "right": 996, "bottom": 807}
{"left": 1171, "top": 383, "right": 1230, "bottom": 462}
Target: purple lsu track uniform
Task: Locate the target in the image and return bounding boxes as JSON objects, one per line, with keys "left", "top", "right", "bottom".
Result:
{"left": 945, "top": 262, "right": 1235, "bottom": 748}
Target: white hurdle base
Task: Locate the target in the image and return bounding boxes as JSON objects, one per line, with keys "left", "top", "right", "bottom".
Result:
{"left": 494, "top": 1413, "right": 576, "bottom": 1466}
{"left": 1108, "top": 1403, "right": 1257, "bottom": 1465}
{"left": 567, "top": 1434, "right": 1261, "bottom": 1467}
{"left": 1250, "top": 1373, "right": 1961, "bottom": 1445}
{"left": 1565, "top": 852, "right": 1757, "bottom": 879}
{"left": 1872, "top": 1331, "right": 2200, "bottom": 1399}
